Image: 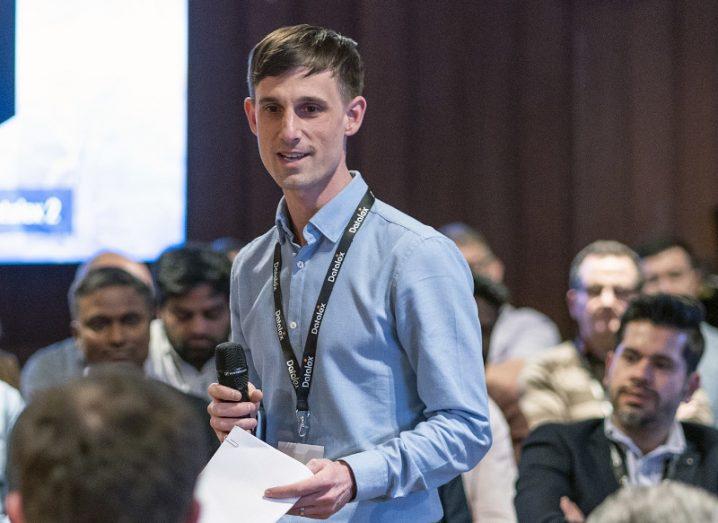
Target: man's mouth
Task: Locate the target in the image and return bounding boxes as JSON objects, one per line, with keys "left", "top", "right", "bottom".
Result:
{"left": 278, "top": 152, "right": 309, "bottom": 161}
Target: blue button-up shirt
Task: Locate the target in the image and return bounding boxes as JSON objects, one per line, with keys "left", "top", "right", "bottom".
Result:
{"left": 231, "top": 173, "right": 491, "bottom": 521}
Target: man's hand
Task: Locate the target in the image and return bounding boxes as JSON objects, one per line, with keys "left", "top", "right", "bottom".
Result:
{"left": 207, "top": 382, "right": 263, "bottom": 442}
{"left": 560, "top": 496, "right": 585, "bottom": 523}
{"left": 264, "top": 459, "right": 357, "bottom": 519}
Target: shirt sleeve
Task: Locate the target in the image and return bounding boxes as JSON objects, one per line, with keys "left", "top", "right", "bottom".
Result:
{"left": 341, "top": 235, "right": 492, "bottom": 501}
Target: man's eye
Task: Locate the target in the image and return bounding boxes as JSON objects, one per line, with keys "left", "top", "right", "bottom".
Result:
{"left": 301, "top": 104, "right": 322, "bottom": 115}
{"left": 86, "top": 319, "right": 108, "bottom": 332}
{"left": 264, "top": 105, "right": 280, "bottom": 113}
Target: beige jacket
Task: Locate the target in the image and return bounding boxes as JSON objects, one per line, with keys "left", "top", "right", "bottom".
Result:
{"left": 519, "top": 341, "right": 713, "bottom": 430}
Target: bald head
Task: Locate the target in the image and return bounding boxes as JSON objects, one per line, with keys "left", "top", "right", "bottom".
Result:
{"left": 78, "top": 251, "right": 153, "bottom": 288}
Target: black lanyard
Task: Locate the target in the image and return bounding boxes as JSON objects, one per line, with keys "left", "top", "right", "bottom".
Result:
{"left": 272, "top": 189, "right": 374, "bottom": 438}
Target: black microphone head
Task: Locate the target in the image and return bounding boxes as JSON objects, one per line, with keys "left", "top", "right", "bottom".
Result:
{"left": 215, "top": 342, "right": 249, "bottom": 398}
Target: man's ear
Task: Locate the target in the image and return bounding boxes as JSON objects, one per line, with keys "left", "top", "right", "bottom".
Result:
{"left": 244, "top": 97, "right": 258, "bottom": 136}
{"left": 6, "top": 491, "right": 25, "bottom": 523}
{"left": 603, "top": 350, "right": 615, "bottom": 387}
{"left": 344, "top": 96, "right": 367, "bottom": 137}
{"left": 566, "top": 289, "right": 578, "bottom": 320}
{"left": 683, "top": 371, "right": 700, "bottom": 402}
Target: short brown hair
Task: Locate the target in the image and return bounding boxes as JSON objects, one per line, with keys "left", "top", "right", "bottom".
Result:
{"left": 247, "top": 24, "right": 364, "bottom": 101}
{"left": 9, "top": 370, "right": 206, "bottom": 523}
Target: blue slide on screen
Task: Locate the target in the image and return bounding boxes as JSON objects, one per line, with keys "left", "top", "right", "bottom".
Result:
{"left": 0, "top": 0, "right": 187, "bottom": 263}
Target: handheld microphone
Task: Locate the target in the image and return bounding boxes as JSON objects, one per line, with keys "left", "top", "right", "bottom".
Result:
{"left": 215, "top": 342, "right": 250, "bottom": 402}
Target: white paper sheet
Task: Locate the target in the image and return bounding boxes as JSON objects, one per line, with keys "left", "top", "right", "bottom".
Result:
{"left": 196, "top": 427, "right": 313, "bottom": 523}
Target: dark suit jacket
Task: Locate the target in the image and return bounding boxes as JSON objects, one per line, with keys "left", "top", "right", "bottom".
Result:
{"left": 514, "top": 418, "right": 718, "bottom": 523}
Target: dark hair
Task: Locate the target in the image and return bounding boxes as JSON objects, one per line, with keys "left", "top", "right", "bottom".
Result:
{"left": 616, "top": 293, "right": 706, "bottom": 374}
{"left": 70, "top": 267, "right": 154, "bottom": 319}
{"left": 569, "top": 240, "right": 643, "bottom": 290}
{"left": 439, "top": 222, "right": 492, "bottom": 252}
{"left": 153, "top": 243, "right": 232, "bottom": 306}
{"left": 8, "top": 370, "right": 205, "bottom": 523}
{"left": 473, "top": 273, "right": 510, "bottom": 309}
{"left": 247, "top": 24, "right": 364, "bottom": 101}
{"left": 635, "top": 237, "right": 700, "bottom": 268}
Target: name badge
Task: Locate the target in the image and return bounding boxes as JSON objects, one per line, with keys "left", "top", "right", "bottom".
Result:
{"left": 278, "top": 441, "right": 325, "bottom": 465}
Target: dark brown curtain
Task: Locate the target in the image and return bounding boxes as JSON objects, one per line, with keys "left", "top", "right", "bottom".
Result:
{"left": 3, "top": 0, "right": 718, "bottom": 359}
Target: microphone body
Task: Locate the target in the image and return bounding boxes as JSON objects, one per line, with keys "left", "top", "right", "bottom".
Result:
{"left": 215, "top": 342, "right": 250, "bottom": 402}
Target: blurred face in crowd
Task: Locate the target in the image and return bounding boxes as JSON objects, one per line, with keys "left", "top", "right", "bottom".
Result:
{"left": 475, "top": 296, "right": 501, "bottom": 360}
{"left": 567, "top": 254, "right": 641, "bottom": 359}
{"left": 459, "top": 241, "right": 504, "bottom": 283}
{"left": 641, "top": 247, "right": 701, "bottom": 298}
{"left": 605, "top": 320, "right": 698, "bottom": 433}
{"left": 73, "top": 286, "right": 152, "bottom": 368}
{"left": 159, "top": 284, "right": 230, "bottom": 370}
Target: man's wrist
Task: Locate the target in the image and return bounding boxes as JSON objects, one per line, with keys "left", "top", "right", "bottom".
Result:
{"left": 337, "top": 459, "right": 358, "bottom": 501}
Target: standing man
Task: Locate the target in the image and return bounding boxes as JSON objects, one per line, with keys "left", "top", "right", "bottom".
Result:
{"left": 208, "top": 25, "right": 490, "bottom": 521}
{"left": 515, "top": 294, "right": 718, "bottom": 522}
{"left": 149, "top": 244, "right": 232, "bottom": 399}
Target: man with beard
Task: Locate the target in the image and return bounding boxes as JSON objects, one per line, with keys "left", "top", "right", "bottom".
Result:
{"left": 515, "top": 294, "right": 718, "bottom": 522}
{"left": 519, "top": 240, "right": 712, "bottom": 429}
{"left": 148, "top": 244, "right": 232, "bottom": 400}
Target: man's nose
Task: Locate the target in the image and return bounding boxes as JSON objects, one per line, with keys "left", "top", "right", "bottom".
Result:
{"left": 280, "top": 111, "right": 301, "bottom": 143}
{"left": 108, "top": 323, "right": 127, "bottom": 346}
{"left": 599, "top": 287, "right": 617, "bottom": 307}
{"left": 630, "top": 358, "right": 653, "bottom": 383}
{"left": 189, "top": 315, "right": 210, "bottom": 335}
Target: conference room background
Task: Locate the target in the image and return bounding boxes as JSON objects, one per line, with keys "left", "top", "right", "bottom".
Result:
{"left": 1, "top": 0, "right": 717, "bottom": 361}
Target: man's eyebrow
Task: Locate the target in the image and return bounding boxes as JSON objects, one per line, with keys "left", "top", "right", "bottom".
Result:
{"left": 257, "top": 95, "right": 327, "bottom": 105}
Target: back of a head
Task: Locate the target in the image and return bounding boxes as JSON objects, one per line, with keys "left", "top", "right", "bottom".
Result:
{"left": 153, "top": 243, "right": 232, "bottom": 306}
{"left": 247, "top": 24, "right": 364, "bottom": 102}
{"left": 587, "top": 481, "right": 718, "bottom": 523}
{"left": 8, "top": 371, "right": 205, "bottom": 523}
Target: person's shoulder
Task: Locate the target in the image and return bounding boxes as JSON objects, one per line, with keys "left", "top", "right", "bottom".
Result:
{"left": 681, "top": 421, "right": 718, "bottom": 448}
{"left": 500, "top": 305, "right": 557, "bottom": 328}
{"left": 23, "top": 337, "right": 78, "bottom": 369}
{"left": 525, "top": 341, "right": 579, "bottom": 372}
{"left": 231, "top": 227, "right": 279, "bottom": 276}
{"left": 526, "top": 418, "right": 604, "bottom": 444}
{"left": 370, "top": 199, "right": 444, "bottom": 242}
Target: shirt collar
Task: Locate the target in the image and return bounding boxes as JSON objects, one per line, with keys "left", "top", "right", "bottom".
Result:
{"left": 604, "top": 416, "right": 686, "bottom": 459}
{"left": 274, "top": 171, "right": 368, "bottom": 245}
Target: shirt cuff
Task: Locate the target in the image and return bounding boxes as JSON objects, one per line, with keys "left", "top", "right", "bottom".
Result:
{"left": 340, "top": 449, "right": 389, "bottom": 502}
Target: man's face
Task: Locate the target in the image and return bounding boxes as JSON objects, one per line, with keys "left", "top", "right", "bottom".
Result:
{"left": 460, "top": 242, "right": 504, "bottom": 283}
{"left": 605, "top": 320, "right": 697, "bottom": 430}
{"left": 159, "top": 284, "right": 230, "bottom": 369}
{"left": 244, "top": 67, "right": 366, "bottom": 195}
{"left": 73, "top": 286, "right": 152, "bottom": 368}
{"left": 641, "top": 247, "right": 701, "bottom": 298}
{"left": 567, "top": 254, "right": 641, "bottom": 358}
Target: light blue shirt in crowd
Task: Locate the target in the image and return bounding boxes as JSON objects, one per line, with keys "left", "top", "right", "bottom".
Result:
{"left": 697, "top": 322, "right": 718, "bottom": 427}
{"left": 231, "top": 172, "right": 491, "bottom": 522}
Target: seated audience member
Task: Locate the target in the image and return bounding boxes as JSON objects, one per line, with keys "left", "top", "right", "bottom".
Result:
{"left": 637, "top": 238, "right": 718, "bottom": 425}
{"left": 6, "top": 371, "right": 206, "bottom": 523}
{"left": 586, "top": 481, "right": 718, "bottom": 523}
{"left": 0, "top": 320, "right": 20, "bottom": 390}
{"left": 461, "top": 398, "right": 517, "bottom": 522}
{"left": 69, "top": 267, "right": 217, "bottom": 458}
{"left": 20, "top": 250, "right": 152, "bottom": 400}
{"left": 148, "top": 244, "right": 232, "bottom": 399}
{"left": 515, "top": 294, "right": 718, "bottom": 522}
{"left": 520, "top": 240, "right": 712, "bottom": 429}
{"left": 0, "top": 380, "right": 24, "bottom": 518}
{"left": 474, "top": 275, "right": 529, "bottom": 459}
{"left": 440, "top": 222, "right": 560, "bottom": 364}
